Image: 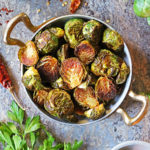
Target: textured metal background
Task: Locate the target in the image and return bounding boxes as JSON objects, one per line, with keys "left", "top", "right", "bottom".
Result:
{"left": 0, "top": 0, "right": 150, "bottom": 150}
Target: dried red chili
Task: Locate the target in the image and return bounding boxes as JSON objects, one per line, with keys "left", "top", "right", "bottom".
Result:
{"left": 0, "top": 57, "right": 12, "bottom": 89}
{"left": 70, "top": 0, "right": 81, "bottom": 14}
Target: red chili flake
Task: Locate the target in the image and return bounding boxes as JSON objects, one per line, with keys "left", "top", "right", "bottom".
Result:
{"left": 60, "top": 0, "right": 63, "bottom": 2}
{"left": 5, "top": 20, "right": 9, "bottom": 24}
{"left": 0, "top": 23, "right": 2, "bottom": 26}
{"left": 70, "top": 0, "right": 81, "bottom": 14}
{"left": 2, "top": 8, "right": 5, "bottom": 11}
{"left": 6, "top": 13, "right": 8, "bottom": 15}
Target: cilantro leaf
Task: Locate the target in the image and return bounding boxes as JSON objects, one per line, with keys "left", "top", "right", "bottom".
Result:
{"left": 72, "top": 140, "right": 83, "bottom": 150}
{"left": 12, "top": 135, "right": 22, "bottom": 150}
{"left": 30, "top": 132, "right": 36, "bottom": 148}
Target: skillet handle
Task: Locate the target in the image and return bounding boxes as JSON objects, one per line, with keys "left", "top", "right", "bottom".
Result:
{"left": 116, "top": 90, "right": 149, "bottom": 126}
{"left": 3, "top": 12, "right": 55, "bottom": 47}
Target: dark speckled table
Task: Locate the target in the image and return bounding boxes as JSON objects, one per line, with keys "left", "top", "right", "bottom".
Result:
{"left": 0, "top": 0, "right": 150, "bottom": 150}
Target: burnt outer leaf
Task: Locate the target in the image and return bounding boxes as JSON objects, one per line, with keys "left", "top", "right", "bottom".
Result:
{"left": 36, "top": 56, "right": 60, "bottom": 82}
{"left": 60, "top": 57, "right": 85, "bottom": 89}
{"left": 95, "top": 76, "right": 117, "bottom": 102}
{"left": 74, "top": 40, "right": 96, "bottom": 65}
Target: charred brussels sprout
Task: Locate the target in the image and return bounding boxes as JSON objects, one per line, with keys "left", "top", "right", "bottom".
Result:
{"left": 102, "top": 28, "right": 124, "bottom": 52}
{"left": 33, "top": 88, "right": 50, "bottom": 107}
{"left": 74, "top": 40, "right": 96, "bottom": 65}
{"left": 18, "top": 41, "right": 39, "bottom": 66}
{"left": 36, "top": 56, "right": 59, "bottom": 82}
{"left": 74, "top": 86, "right": 99, "bottom": 109}
{"left": 95, "top": 76, "right": 117, "bottom": 102}
{"left": 116, "top": 61, "right": 129, "bottom": 84}
{"left": 44, "top": 89, "right": 74, "bottom": 118}
{"left": 60, "top": 57, "right": 86, "bottom": 89}
{"left": 35, "top": 30, "right": 58, "bottom": 55}
{"left": 22, "top": 67, "right": 44, "bottom": 91}
{"left": 57, "top": 44, "right": 69, "bottom": 63}
{"left": 82, "top": 20, "right": 103, "bottom": 44}
{"left": 49, "top": 27, "right": 64, "bottom": 38}
{"left": 91, "top": 49, "right": 120, "bottom": 77}
{"left": 84, "top": 104, "right": 105, "bottom": 120}
{"left": 64, "top": 18, "right": 84, "bottom": 49}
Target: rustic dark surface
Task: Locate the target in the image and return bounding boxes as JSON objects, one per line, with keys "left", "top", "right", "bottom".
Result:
{"left": 0, "top": 0, "right": 150, "bottom": 150}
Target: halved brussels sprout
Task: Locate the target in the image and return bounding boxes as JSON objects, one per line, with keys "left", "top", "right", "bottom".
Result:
{"left": 44, "top": 89, "right": 74, "bottom": 118}
{"left": 74, "top": 86, "right": 99, "bottom": 109}
{"left": 51, "top": 77, "right": 69, "bottom": 90}
{"left": 83, "top": 20, "right": 103, "bottom": 44}
{"left": 36, "top": 56, "right": 59, "bottom": 82}
{"left": 49, "top": 27, "right": 64, "bottom": 38}
{"left": 35, "top": 30, "right": 58, "bottom": 55}
{"left": 18, "top": 41, "right": 39, "bottom": 66}
{"left": 116, "top": 61, "right": 130, "bottom": 84}
{"left": 33, "top": 88, "right": 50, "bottom": 107}
{"left": 84, "top": 104, "right": 105, "bottom": 120}
{"left": 95, "top": 76, "right": 117, "bottom": 102}
{"left": 74, "top": 40, "right": 96, "bottom": 65}
{"left": 102, "top": 28, "right": 124, "bottom": 52}
{"left": 22, "top": 67, "right": 44, "bottom": 91}
{"left": 91, "top": 49, "right": 120, "bottom": 77}
{"left": 78, "top": 75, "right": 91, "bottom": 89}
{"left": 60, "top": 57, "right": 86, "bottom": 89}
{"left": 57, "top": 44, "right": 69, "bottom": 63}
{"left": 64, "top": 18, "right": 84, "bottom": 49}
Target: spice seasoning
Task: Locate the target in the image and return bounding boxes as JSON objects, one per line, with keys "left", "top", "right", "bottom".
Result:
{"left": 70, "top": 0, "right": 81, "bottom": 14}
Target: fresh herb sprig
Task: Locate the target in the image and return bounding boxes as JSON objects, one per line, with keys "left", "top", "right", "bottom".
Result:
{"left": 0, "top": 101, "right": 83, "bottom": 150}
{"left": 133, "top": 0, "right": 150, "bottom": 25}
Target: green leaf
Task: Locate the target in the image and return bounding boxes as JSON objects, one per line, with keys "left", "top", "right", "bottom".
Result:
{"left": 7, "top": 122, "right": 18, "bottom": 134}
{"left": 30, "top": 132, "right": 36, "bottom": 148}
{"left": 147, "top": 17, "right": 150, "bottom": 25}
{"left": 7, "top": 101, "right": 24, "bottom": 125}
{"left": 133, "top": 0, "right": 150, "bottom": 17}
{"left": 64, "top": 142, "right": 71, "bottom": 150}
{"left": 25, "top": 116, "right": 41, "bottom": 134}
{"left": 72, "top": 140, "right": 83, "bottom": 150}
{"left": 12, "top": 135, "right": 22, "bottom": 150}
{"left": 0, "top": 123, "right": 13, "bottom": 135}
{"left": 4, "top": 145, "right": 13, "bottom": 150}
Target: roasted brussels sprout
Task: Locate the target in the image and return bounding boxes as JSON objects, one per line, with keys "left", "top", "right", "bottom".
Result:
{"left": 22, "top": 67, "right": 44, "bottom": 91}
{"left": 84, "top": 104, "right": 105, "bottom": 120}
{"left": 57, "top": 44, "right": 69, "bottom": 63}
{"left": 44, "top": 89, "right": 74, "bottom": 118}
{"left": 116, "top": 61, "right": 130, "bottom": 84}
{"left": 74, "top": 40, "right": 96, "bottom": 65}
{"left": 91, "top": 49, "right": 120, "bottom": 77}
{"left": 60, "top": 57, "right": 86, "bottom": 89}
{"left": 83, "top": 20, "right": 103, "bottom": 44}
{"left": 78, "top": 75, "right": 91, "bottom": 89}
{"left": 18, "top": 41, "right": 39, "bottom": 66}
{"left": 74, "top": 86, "right": 99, "bottom": 109}
{"left": 36, "top": 56, "right": 59, "bottom": 82}
{"left": 102, "top": 28, "right": 124, "bottom": 52}
{"left": 33, "top": 88, "right": 50, "bottom": 107}
{"left": 64, "top": 18, "right": 84, "bottom": 49}
{"left": 49, "top": 27, "right": 64, "bottom": 38}
{"left": 95, "top": 76, "right": 117, "bottom": 102}
{"left": 35, "top": 30, "right": 58, "bottom": 55}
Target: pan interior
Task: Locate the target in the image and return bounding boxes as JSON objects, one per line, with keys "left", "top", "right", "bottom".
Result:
{"left": 22, "top": 15, "right": 132, "bottom": 125}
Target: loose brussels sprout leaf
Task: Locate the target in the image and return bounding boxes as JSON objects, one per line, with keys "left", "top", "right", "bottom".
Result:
{"left": 133, "top": 0, "right": 150, "bottom": 18}
{"left": 57, "top": 44, "right": 69, "bottom": 63}
{"left": 74, "top": 40, "right": 96, "bottom": 65}
{"left": 60, "top": 57, "right": 85, "bottom": 89}
{"left": 78, "top": 75, "right": 91, "bottom": 89}
{"left": 49, "top": 27, "right": 65, "bottom": 38}
{"left": 33, "top": 88, "right": 50, "bottom": 107}
{"left": 84, "top": 104, "right": 105, "bottom": 120}
{"left": 36, "top": 56, "right": 59, "bottom": 82}
{"left": 91, "top": 49, "right": 120, "bottom": 77}
{"left": 44, "top": 89, "right": 74, "bottom": 118}
{"left": 18, "top": 41, "right": 39, "bottom": 66}
{"left": 64, "top": 18, "right": 84, "bottom": 49}
{"left": 22, "top": 67, "right": 44, "bottom": 91}
{"left": 51, "top": 77, "right": 69, "bottom": 90}
{"left": 82, "top": 20, "right": 103, "bottom": 44}
{"left": 102, "top": 28, "right": 124, "bottom": 52}
{"left": 63, "top": 114, "right": 78, "bottom": 122}
{"left": 74, "top": 86, "right": 99, "bottom": 109}
{"left": 116, "top": 61, "right": 130, "bottom": 84}
{"left": 95, "top": 76, "right": 117, "bottom": 102}
{"left": 35, "top": 30, "right": 59, "bottom": 55}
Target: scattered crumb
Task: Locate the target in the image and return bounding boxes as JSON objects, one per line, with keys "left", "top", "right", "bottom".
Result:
{"left": 62, "top": 1, "right": 68, "bottom": 7}
{"left": 84, "top": 2, "right": 88, "bottom": 6}
{"left": 106, "top": 19, "right": 110, "bottom": 23}
{"left": 37, "top": 9, "right": 41, "bottom": 13}
{"left": 46, "top": 1, "right": 50, "bottom": 6}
